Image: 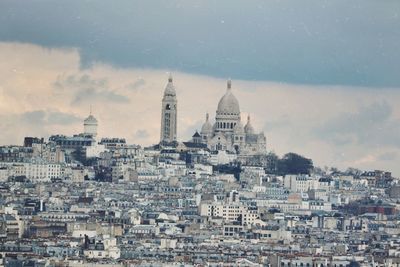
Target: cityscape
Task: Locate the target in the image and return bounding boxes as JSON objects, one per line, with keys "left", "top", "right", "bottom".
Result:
{"left": 0, "top": 75, "right": 399, "bottom": 266}
{"left": 1, "top": 1, "right": 400, "bottom": 267}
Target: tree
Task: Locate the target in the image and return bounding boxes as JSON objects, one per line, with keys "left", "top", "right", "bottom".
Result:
{"left": 71, "top": 147, "right": 98, "bottom": 166}
{"left": 71, "top": 147, "right": 86, "bottom": 164}
{"left": 214, "top": 163, "right": 242, "bottom": 180}
{"left": 277, "top": 152, "right": 313, "bottom": 175}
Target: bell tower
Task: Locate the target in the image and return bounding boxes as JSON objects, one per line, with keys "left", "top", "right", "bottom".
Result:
{"left": 160, "top": 74, "right": 178, "bottom": 144}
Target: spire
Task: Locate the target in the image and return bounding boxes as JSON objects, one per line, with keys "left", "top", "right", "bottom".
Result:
{"left": 206, "top": 113, "right": 209, "bottom": 121}
{"left": 90, "top": 105, "right": 93, "bottom": 115}
{"left": 227, "top": 79, "right": 232, "bottom": 90}
{"left": 247, "top": 115, "right": 250, "bottom": 123}
{"left": 163, "top": 73, "right": 176, "bottom": 97}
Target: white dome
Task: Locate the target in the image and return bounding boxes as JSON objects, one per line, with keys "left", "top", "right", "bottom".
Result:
{"left": 201, "top": 113, "right": 213, "bottom": 134}
{"left": 244, "top": 115, "right": 255, "bottom": 134}
{"left": 84, "top": 114, "right": 98, "bottom": 125}
{"left": 163, "top": 74, "right": 176, "bottom": 97}
{"left": 217, "top": 80, "right": 240, "bottom": 115}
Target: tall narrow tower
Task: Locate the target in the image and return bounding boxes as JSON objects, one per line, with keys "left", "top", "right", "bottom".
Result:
{"left": 160, "top": 74, "right": 177, "bottom": 144}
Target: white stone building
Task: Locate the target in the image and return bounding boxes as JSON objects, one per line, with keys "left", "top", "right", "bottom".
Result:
{"left": 199, "top": 80, "right": 266, "bottom": 155}
{"left": 9, "top": 162, "right": 62, "bottom": 182}
{"left": 200, "top": 192, "right": 260, "bottom": 225}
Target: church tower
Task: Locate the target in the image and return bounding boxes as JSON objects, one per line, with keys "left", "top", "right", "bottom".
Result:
{"left": 160, "top": 74, "right": 178, "bottom": 144}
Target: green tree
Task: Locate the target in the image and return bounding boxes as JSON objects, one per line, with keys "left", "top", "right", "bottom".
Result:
{"left": 277, "top": 153, "right": 313, "bottom": 175}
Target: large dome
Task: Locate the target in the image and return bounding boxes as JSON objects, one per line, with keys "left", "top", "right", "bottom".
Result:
{"left": 217, "top": 80, "right": 240, "bottom": 115}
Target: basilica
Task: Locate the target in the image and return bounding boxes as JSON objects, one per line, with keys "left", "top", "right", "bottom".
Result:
{"left": 198, "top": 80, "right": 266, "bottom": 155}
{"left": 160, "top": 76, "right": 266, "bottom": 155}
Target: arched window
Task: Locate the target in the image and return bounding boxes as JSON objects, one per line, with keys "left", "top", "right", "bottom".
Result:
{"left": 223, "top": 122, "right": 226, "bottom": 128}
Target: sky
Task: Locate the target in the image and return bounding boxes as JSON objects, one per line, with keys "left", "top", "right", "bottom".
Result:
{"left": 0, "top": 1, "right": 400, "bottom": 174}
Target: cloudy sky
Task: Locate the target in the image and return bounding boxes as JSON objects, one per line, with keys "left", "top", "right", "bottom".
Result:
{"left": 0, "top": 1, "right": 400, "bottom": 174}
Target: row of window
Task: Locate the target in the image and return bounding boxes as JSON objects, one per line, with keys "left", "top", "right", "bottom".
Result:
{"left": 217, "top": 122, "right": 237, "bottom": 129}
{"left": 224, "top": 227, "right": 243, "bottom": 232}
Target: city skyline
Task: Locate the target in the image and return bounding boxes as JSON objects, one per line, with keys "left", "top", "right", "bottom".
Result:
{"left": 0, "top": 1, "right": 399, "bottom": 174}
{"left": 0, "top": 42, "right": 400, "bottom": 176}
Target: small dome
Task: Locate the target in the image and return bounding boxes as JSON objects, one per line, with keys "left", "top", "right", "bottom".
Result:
{"left": 244, "top": 115, "right": 255, "bottom": 134}
{"left": 217, "top": 80, "right": 240, "bottom": 115}
{"left": 84, "top": 114, "right": 97, "bottom": 125}
{"left": 201, "top": 113, "right": 212, "bottom": 134}
{"left": 233, "top": 121, "right": 245, "bottom": 134}
{"left": 163, "top": 74, "right": 176, "bottom": 97}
